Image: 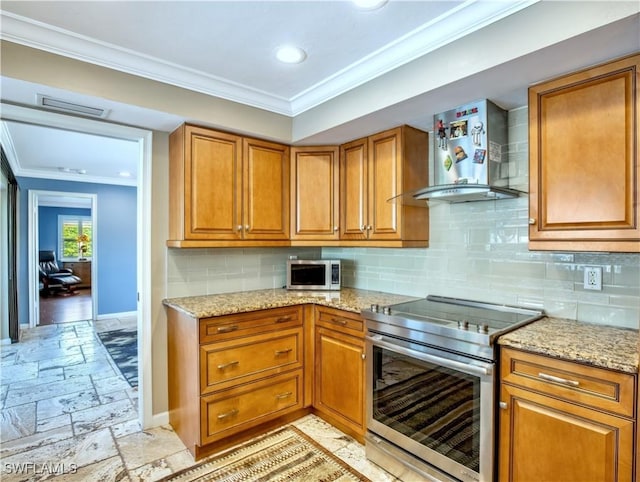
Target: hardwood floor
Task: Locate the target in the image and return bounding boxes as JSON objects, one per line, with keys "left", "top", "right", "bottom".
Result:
{"left": 39, "top": 288, "right": 92, "bottom": 325}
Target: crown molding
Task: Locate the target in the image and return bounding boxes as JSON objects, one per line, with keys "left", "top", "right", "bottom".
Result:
{"left": 290, "top": 0, "right": 538, "bottom": 114}
{"left": 0, "top": 1, "right": 537, "bottom": 117}
{"left": 0, "top": 11, "right": 293, "bottom": 115}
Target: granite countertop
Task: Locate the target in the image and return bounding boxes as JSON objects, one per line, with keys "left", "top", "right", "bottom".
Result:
{"left": 499, "top": 316, "right": 639, "bottom": 374}
{"left": 164, "top": 289, "right": 639, "bottom": 375}
{"left": 163, "top": 287, "right": 419, "bottom": 319}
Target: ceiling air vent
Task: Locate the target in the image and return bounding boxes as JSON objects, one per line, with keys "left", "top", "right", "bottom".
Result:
{"left": 37, "top": 94, "right": 109, "bottom": 118}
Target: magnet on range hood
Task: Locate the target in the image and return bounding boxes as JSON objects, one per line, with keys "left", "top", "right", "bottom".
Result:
{"left": 395, "top": 99, "right": 524, "bottom": 204}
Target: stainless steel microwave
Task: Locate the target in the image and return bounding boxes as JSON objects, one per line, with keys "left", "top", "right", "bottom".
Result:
{"left": 286, "top": 259, "right": 341, "bottom": 291}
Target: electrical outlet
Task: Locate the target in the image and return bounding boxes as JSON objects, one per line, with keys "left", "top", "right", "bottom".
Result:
{"left": 583, "top": 266, "right": 602, "bottom": 291}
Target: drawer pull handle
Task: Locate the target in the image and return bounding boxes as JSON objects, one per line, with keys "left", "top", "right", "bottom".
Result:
{"left": 217, "top": 360, "right": 239, "bottom": 370}
{"left": 274, "top": 348, "right": 293, "bottom": 355}
{"left": 217, "top": 325, "right": 239, "bottom": 333}
{"left": 331, "top": 317, "right": 348, "bottom": 326}
{"left": 538, "top": 372, "right": 580, "bottom": 387}
{"left": 275, "top": 391, "right": 292, "bottom": 400}
{"left": 276, "top": 316, "right": 292, "bottom": 323}
{"left": 217, "top": 408, "right": 239, "bottom": 420}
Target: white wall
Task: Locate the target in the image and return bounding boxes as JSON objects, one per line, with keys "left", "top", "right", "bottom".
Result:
{"left": 166, "top": 107, "right": 640, "bottom": 329}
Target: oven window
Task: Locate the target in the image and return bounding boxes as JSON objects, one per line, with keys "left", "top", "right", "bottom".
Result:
{"left": 290, "top": 264, "right": 326, "bottom": 286}
{"left": 371, "top": 345, "right": 481, "bottom": 472}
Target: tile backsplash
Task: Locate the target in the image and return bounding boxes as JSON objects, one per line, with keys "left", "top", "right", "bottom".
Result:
{"left": 166, "top": 107, "right": 640, "bottom": 329}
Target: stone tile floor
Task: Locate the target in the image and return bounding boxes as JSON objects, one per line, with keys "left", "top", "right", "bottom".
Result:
{"left": 1, "top": 320, "right": 397, "bottom": 481}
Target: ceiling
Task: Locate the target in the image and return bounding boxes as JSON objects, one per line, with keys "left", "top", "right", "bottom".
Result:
{"left": 1, "top": 1, "right": 639, "bottom": 186}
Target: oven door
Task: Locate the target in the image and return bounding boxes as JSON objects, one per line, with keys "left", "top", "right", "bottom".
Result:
{"left": 365, "top": 333, "right": 494, "bottom": 482}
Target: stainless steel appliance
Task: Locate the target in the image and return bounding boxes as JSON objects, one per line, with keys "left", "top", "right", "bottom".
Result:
{"left": 362, "top": 295, "right": 543, "bottom": 482}
{"left": 286, "top": 259, "right": 341, "bottom": 291}
{"left": 412, "top": 99, "right": 521, "bottom": 202}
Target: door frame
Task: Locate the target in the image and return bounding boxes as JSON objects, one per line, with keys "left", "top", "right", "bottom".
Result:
{"left": 1, "top": 103, "right": 154, "bottom": 429}
{"left": 29, "top": 190, "right": 98, "bottom": 326}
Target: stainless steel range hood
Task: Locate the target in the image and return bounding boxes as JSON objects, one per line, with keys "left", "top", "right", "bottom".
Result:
{"left": 412, "top": 183, "right": 521, "bottom": 203}
{"left": 400, "top": 99, "right": 523, "bottom": 204}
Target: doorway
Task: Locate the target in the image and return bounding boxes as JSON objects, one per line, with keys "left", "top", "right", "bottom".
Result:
{"left": 31, "top": 190, "right": 97, "bottom": 326}
{"left": 2, "top": 103, "right": 154, "bottom": 429}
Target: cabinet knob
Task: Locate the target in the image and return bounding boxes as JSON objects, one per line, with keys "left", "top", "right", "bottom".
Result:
{"left": 361, "top": 352, "right": 366, "bottom": 360}
{"left": 245, "top": 225, "right": 250, "bottom": 231}
{"left": 367, "top": 225, "right": 372, "bottom": 230}
{"left": 499, "top": 401, "right": 508, "bottom": 410}
{"left": 334, "top": 226, "right": 338, "bottom": 231}
{"left": 360, "top": 225, "right": 365, "bottom": 232}
{"left": 528, "top": 218, "right": 536, "bottom": 225}
{"left": 236, "top": 225, "right": 243, "bottom": 231}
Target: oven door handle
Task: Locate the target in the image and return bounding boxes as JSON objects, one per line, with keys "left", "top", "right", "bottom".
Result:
{"left": 365, "top": 335, "right": 493, "bottom": 377}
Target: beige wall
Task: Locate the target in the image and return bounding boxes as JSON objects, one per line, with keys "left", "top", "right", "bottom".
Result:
{"left": 0, "top": 41, "right": 292, "bottom": 143}
{"left": 151, "top": 131, "right": 169, "bottom": 414}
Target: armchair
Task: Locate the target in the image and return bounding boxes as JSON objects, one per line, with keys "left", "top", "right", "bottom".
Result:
{"left": 39, "top": 250, "right": 82, "bottom": 296}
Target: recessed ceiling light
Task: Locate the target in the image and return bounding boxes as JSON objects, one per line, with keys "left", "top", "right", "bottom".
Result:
{"left": 119, "top": 171, "right": 132, "bottom": 178}
{"left": 276, "top": 46, "right": 307, "bottom": 64}
{"left": 353, "top": 0, "right": 388, "bottom": 10}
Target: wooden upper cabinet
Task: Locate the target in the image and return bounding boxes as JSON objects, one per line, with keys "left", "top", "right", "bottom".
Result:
{"left": 340, "top": 126, "right": 429, "bottom": 246}
{"left": 242, "top": 138, "right": 290, "bottom": 240}
{"left": 528, "top": 53, "right": 640, "bottom": 252}
{"left": 290, "top": 146, "right": 340, "bottom": 241}
{"left": 168, "top": 124, "right": 290, "bottom": 246}
{"left": 169, "top": 125, "right": 242, "bottom": 242}
{"left": 168, "top": 123, "right": 427, "bottom": 247}
{"left": 340, "top": 137, "right": 368, "bottom": 241}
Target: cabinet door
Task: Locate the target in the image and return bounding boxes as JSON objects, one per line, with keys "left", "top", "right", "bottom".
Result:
{"left": 340, "top": 137, "right": 368, "bottom": 240}
{"left": 242, "top": 138, "right": 290, "bottom": 240}
{"left": 185, "top": 126, "right": 243, "bottom": 240}
{"left": 314, "top": 327, "right": 365, "bottom": 437}
{"left": 529, "top": 54, "right": 640, "bottom": 252}
{"left": 368, "top": 128, "right": 402, "bottom": 240}
{"left": 499, "top": 383, "right": 635, "bottom": 482}
{"left": 290, "top": 146, "right": 339, "bottom": 240}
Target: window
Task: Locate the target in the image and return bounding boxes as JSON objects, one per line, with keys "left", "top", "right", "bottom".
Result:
{"left": 59, "top": 215, "right": 92, "bottom": 260}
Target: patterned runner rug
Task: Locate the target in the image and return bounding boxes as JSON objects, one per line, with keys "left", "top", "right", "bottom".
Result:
{"left": 96, "top": 328, "right": 138, "bottom": 387}
{"left": 160, "top": 425, "right": 370, "bottom": 482}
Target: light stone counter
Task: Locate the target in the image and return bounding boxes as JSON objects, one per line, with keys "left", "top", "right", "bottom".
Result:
{"left": 498, "top": 316, "right": 639, "bottom": 374}
{"left": 164, "top": 290, "right": 639, "bottom": 375}
{"left": 163, "top": 287, "right": 419, "bottom": 319}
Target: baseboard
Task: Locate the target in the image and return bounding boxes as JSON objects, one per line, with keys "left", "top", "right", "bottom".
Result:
{"left": 96, "top": 311, "right": 137, "bottom": 320}
{"left": 0, "top": 337, "right": 12, "bottom": 345}
{"left": 147, "top": 410, "right": 169, "bottom": 429}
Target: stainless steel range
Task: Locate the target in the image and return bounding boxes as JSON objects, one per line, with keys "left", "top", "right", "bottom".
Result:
{"left": 362, "top": 295, "right": 543, "bottom": 482}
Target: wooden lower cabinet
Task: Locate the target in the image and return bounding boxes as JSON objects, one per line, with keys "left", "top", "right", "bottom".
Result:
{"left": 167, "top": 302, "right": 370, "bottom": 458}
{"left": 313, "top": 306, "right": 366, "bottom": 442}
{"left": 167, "top": 305, "right": 306, "bottom": 459}
{"left": 499, "top": 347, "right": 637, "bottom": 482}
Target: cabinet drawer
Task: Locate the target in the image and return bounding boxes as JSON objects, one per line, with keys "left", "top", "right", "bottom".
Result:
{"left": 199, "top": 306, "right": 302, "bottom": 343}
{"left": 315, "top": 306, "right": 364, "bottom": 335}
{"left": 501, "top": 348, "right": 636, "bottom": 418}
{"left": 200, "top": 328, "right": 302, "bottom": 394}
{"left": 200, "top": 371, "right": 302, "bottom": 445}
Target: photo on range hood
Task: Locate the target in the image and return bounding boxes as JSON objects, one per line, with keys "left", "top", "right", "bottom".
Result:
{"left": 395, "top": 99, "right": 523, "bottom": 205}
